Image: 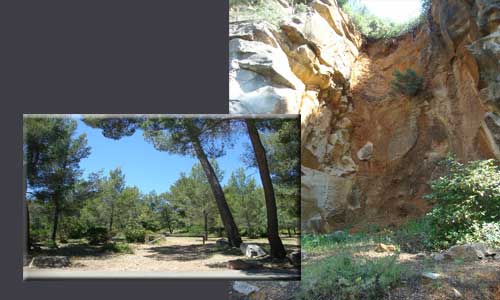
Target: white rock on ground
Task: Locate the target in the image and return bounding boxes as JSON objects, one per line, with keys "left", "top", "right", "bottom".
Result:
{"left": 422, "top": 272, "right": 441, "bottom": 280}
{"left": 240, "top": 243, "right": 267, "bottom": 257}
{"left": 232, "top": 281, "right": 260, "bottom": 295}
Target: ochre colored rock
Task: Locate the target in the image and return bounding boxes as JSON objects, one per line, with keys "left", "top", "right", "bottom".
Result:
{"left": 229, "top": 0, "right": 500, "bottom": 232}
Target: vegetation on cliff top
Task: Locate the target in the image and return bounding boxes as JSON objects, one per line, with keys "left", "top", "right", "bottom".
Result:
{"left": 230, "top": 0, "right": 431, "bottom": 40}
{"left": 339, "top": 0, "right": 430, "bottom": 40}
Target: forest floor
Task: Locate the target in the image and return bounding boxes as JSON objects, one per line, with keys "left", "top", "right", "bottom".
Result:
{"left": 24, "top": 236, "right": 300, "bottom": 279}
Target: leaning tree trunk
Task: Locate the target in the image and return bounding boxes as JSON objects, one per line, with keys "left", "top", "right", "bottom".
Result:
{"left": 189, "top": 131, "right": 242, "bottom": 247}
{"left": 245, "top": 120, "right": 287, "bottom": 259}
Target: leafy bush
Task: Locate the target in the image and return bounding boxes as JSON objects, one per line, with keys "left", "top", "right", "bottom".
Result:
{"left": 298, "top": 252, "right": 409, "bottom": 300}
{"left": 390, "top": 68, "right": 423, "bottom": 97}
{"left": 31, "top": 227, "right": 50, "bottom": 244}
{"left": 424, "top": 155, "right": 500, "bottom": 249}
{"left": 85, "top": 226, "right": 110, "bottom": 245}
{"left": 102, "top": 242, "right": 133, "bottom": 254}
{"left": 459, "top": 222, "right": 500, "bottom": 248}
{"left": 60, "top": 216, "right": 87, "bottom": 239}
{"left": 139, "top": 218, "right": 162, "bottom": 232}
{"left": 124, "top": 225, "right": 146, "bottom": 243}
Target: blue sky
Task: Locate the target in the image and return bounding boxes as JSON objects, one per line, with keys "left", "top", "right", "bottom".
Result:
{"left": 74, "top": 118, "right": 260, "bottom": 194}
{"left": 358, "top": 0, "right": 422, "bottom": 23}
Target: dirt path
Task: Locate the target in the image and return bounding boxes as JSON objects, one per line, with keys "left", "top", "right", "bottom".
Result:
{"left": 24, "top": 236, "right": 300, "bottom": 278}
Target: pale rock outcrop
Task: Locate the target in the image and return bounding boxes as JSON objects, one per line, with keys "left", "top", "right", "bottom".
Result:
{"left": 229, "top": 0, "right": 500, "bottom": 232}
{"left": 301, "top": 166, "right": 354, "bottom": 232}
{"left": 229, "top": 0, "right": 361, "bottom": 232}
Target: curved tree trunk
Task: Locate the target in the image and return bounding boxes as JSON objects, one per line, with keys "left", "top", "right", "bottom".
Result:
{"left": 189, "top": 130, "right": 242, "bottom": 247}
{"left": 245, "top": 119, "right": 287, "bottom": 259}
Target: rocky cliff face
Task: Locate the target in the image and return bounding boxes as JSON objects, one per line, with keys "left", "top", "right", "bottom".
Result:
{"left": 229, "top": 0, "right": 500, "bottom": 233}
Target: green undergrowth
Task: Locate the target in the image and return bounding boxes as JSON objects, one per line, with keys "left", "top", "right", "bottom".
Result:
{"left": 102, "top": 242, "right": 133, "bottom": 254}
{"left": 298, "top": 253, "right": 409, "bottom": 300}
{"left": 300, "top": 231, "right": 411, "bottom": 300}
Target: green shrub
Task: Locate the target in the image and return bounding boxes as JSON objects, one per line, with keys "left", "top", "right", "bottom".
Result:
{"left": 298, "top": 252, "right": 409, "bottom": 300}
{"left": 424, "top": 155, "right": 500, "bottom": 249}
{"left": 458, "top": 222, "right": 500, "bottom": 248}
{"left": 31, "top": 227, "right": 50, "bottom": 244}
{"left": 124, "top": 225, "right": 146, "bottom": 243}
{"left": 102, "top": 242, "right": 133, "bottom": 254}
{"left": 85, "top": 226, "right": 110, "bottom": 245}
{"left": 60, "top": 216, "right": 87, "bottom": 239}
{"left": 394, "top": 217, "right": 438, "bottom": 252}
{"left": 390, "top": 68, "right": 423, "bottom": 97}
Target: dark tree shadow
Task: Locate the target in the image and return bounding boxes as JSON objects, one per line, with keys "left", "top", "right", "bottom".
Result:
{"left": 33, "top": 242, "right": 114, "bottom": 260}
{"left": 206, "top": 254, "right": 300, "bottom": 277}
{"left": 145, "top": 244, "right": 242, "bottom": 262}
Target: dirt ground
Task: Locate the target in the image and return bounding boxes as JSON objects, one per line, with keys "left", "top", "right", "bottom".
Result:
{"left": 24, "top": 236, "right": 300, "bottom": 274}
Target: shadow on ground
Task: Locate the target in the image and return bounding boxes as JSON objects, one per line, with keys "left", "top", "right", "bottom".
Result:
{"left": 33, "top": 243, "right": 113, "bottom": 260}
{"left": 145, "top": 243, "right": 242, "bottom": 262}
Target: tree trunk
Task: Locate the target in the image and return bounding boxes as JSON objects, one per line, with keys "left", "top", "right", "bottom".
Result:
{"left": 51, "top": 196, "right": 60, "bottom": 246}
{"left": 109, "top": 202, "right": 114, "bottom": 232}
{"left": 287, "top": 227, "right": 292, "bottom": 237}
{"left": 245, "top": 120, "right": 287, "bottom": 259}
{"left": 188, "top": 128, "right": 242, "bottom": 247}
{"left": 203, "top": 210, "right": 208, "bottom": 241}
{"left": 26, "top": 202, "right": 31, "bottom": 251}
{"left": 23, "top": 164, "right": 31, "bottom": 252}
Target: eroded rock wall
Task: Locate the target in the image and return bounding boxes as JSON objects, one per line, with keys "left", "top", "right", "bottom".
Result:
{"left": 344, "top": 0, "right": 500, "bottom": 228}
{"left": 229, "top": 0, "right": 500, "bottom": 233}
{"left": 229, "top": 0, "right": 362, "bottom": 232}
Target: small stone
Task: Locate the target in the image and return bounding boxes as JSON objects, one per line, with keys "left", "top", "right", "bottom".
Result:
{"left": 232, "top": 281, "right": 260, "bottom": 296}
{"left": 357, "top": 142, "right": 374, "bottom": 161}
{"left": 452, "top": 287, "right": 462, "bottom": 298}
{"left": 422, "top": 272, "right": 441, "bottom": 280}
